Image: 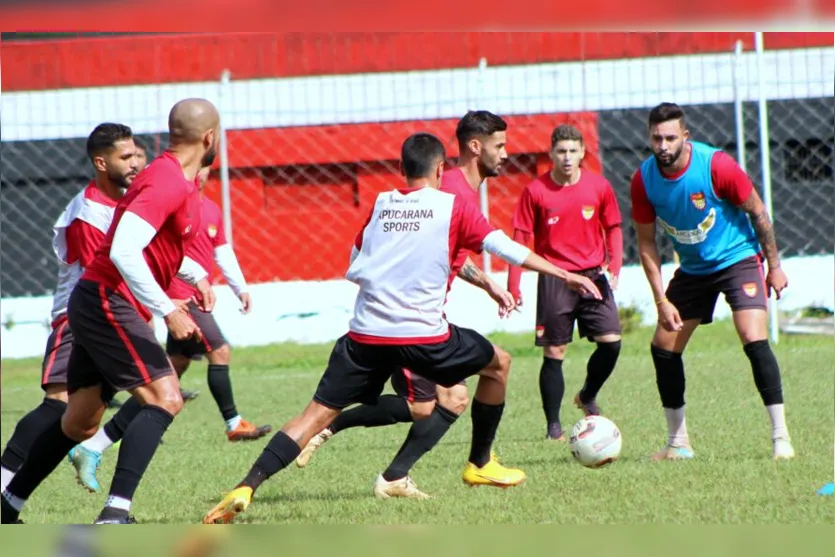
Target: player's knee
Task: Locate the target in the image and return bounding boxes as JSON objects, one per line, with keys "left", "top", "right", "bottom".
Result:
{"left": 60, "top": 413, "right": 97, "bottom": 442}
{"left": 208, "top": 344, "right": 231, "bottom": 365}
{"left": 595, "top": 339, "right": 622, "bottom": 356}
{"left": 743, "top": 340, "right": 783, "bottom": 405}
{"left": 44, "top": 386, "right": 69, "bottom": 403}
{"left": 437, "top": 385, "right": 469, "bottom": 415}
{"left": 157, "top": 388, "right": 184, "bottom": 416}
{"left": 408, "top": 400, "right": 435, "bottom": 421}
{"left": 543, "top": 345, "right": 566, "bottom": 359}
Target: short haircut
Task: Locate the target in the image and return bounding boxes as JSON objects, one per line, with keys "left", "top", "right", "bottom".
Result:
{"left": 133, "top": 137, "right": 148, "bottom": 153}
{"left": 401, "top": 133, "right": 446, "bottom": 179}
{"left": 648, "top": 102, "right": 686, "bottom": 128}
{"left": 86, "top": 123, "right": 134, "bottom": 162}
{"left": 550, "top": 124, "right": 584, "bottom": 148}
{"left": 455, "top": 110, "right": 507, "bottom": 147}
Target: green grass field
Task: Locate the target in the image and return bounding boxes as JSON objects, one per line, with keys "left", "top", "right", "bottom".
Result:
{"left": 2, "top": 321, "right": 833, "bottom": 525}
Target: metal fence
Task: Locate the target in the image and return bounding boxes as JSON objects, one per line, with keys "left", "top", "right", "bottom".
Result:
{"left": 1, "top": 32, "right": 832, "bottom": 299}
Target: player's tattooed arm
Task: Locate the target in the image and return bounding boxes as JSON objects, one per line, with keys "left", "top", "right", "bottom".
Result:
{"left": 458, "top": 257, "right": 488, "bottom": 287}
{"left": 739, "top": 189, "right": 780, "bottom": 268}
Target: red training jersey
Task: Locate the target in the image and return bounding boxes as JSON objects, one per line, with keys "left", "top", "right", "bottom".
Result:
{"left": 83, "top": 152, "right": 203, "bottom": 321}
{"left": 166, "top": 196, "right": 226, "bottom": 300}
{"left": 440, "top": 167, "right": 481, "bottom": 285}
{"left": 512, "top": 170, "right": 622, "bottom": 273}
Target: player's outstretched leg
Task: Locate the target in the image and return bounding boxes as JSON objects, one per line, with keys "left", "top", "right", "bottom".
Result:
{"left": 296, "top": 394, "right": 414, "bottom": 468}
{"left": 461, "top": 346, "right": 526, "bottom": 488}
{"left": 203, "top": 400, "right": 340, "bottom": 524}
{"left": 68, "top": 396, "right": 143, "bottom": 492}
{"left": 1, "top": 385, "right": 107, "bottom": 524}
{"left": 575, "top": 338, "right": 621, "bottom": 417}
{"left": 539, "top": 351, "right": 566, "bottom": 440}
{"left": 650, "top": 340, "right": 695, "bottom": 461}
{"left": 1, "top": 390, "right": 67, "bottom": 492}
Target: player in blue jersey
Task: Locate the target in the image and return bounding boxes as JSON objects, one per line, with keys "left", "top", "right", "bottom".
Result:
{"left": 630, "top": 102, "right": 794, "bottom": 462}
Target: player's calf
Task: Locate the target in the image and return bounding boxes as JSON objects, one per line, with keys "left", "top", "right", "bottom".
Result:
{"left": 1, "top": 395, "right": 67, "bottom": 491}
{"left": 742, "top": 339, "right": 794, "bottom": 459}
{"left": 650, "top": 344, "right": 692, "bottom": 455}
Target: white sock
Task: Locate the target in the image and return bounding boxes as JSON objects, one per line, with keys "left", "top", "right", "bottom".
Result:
{"left": 664, "top": 407, "right": 689, "bottom": 447}
{"left": 2, "top": 489, "right": 26, "bottom": 512}
{"left": 225, "top": 415, "right": 242, "bottom": 432}
{"left": 766, "top": 404, "right": 789, "bottom": 440}
{"left": 81, "top": 428, "right": 116, "bottom": 454}
{"left": 1, "top": 466, "right": 14, "bottom": 492}
{"left": 105, "top": 495, "right": 131, "bottom": 512}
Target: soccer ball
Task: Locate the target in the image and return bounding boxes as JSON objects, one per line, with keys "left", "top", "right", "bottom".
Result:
{"left": 568, "top": 415, "right": 622, "bottom": 468}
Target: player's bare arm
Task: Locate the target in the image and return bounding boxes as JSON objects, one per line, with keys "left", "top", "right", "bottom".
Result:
{"left": 635, "top": 221, "right": 682, "bottom": 332}
{"left": 458, "top": 257, "right": 517, "bottom": 316}
{"left": 738, "top": 188, "right": 788, "bottom": 299}
{"left": 457, "top": 257, "right": 486, "bottom": 286}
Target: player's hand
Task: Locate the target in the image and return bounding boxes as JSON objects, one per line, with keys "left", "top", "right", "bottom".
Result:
{"left": 565, "top": 273, "right": 602, "bottom": 300}
{"left": 165, "top": 308, "right": 202, "bottom": 342}
{"left": 484, "top": 278, "right": 517, "bottom": 318}
{"left": 239, "top": 292, "right": 252, "bottom": 314}
{"left": 508, "top": 286, "right": 523, "bottom": 307}
{"left": 766, "top": 266, "right": 788, "bottom": 300}
{"left": 191, "top": 279, "right": 216, "bottom": 313}
{"left": 608, "top": 273, "right": 619, "bottom": 291}
{"left": 657, "top": 299, "right": 683, "bottom": 332}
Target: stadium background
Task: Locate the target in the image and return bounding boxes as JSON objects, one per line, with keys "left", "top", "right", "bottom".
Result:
{"left": 1, "top": 32, "right": 833, "bottom": 357}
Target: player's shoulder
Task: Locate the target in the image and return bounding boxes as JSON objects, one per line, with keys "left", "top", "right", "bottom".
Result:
{"left": 581, "top": 169, "right": 613, "bottom": 189}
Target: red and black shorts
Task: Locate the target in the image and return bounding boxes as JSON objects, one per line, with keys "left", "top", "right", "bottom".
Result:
{"left": 165, "top": 301, "right": 228, "bottom": 360}
{"left": 40, "top": 316, "right": 74, "bottom": 391}
{"left": 667, "top": 255, "right": 768, "bottom": 324}
{"left": 390, "top": 369, "right": 468, "bottom": 403}
{"left": 66, "top": 279, "right": 175, "bottom": 401}
{"left": 314, "top": 324, "right": 494, "bottom": 411}
{"left": 535, "top": 267, "right": 621, "bottom": 346}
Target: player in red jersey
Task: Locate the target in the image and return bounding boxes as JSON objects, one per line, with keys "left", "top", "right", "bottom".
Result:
{"left": 295, "top": 111, "right": 520, "bottom": 499}
{"left": 1, "top": 98, "right": 221, "bottom": 525}
{"left": 0, "top": 123, "right": 141, "bottom": 494}
{"left": 507, "top": 124, "right": 624, "bottom": 441}
{"left": 204, "top": 132, "right": 601, "bottom": 524}
{"left": 65, "top": 167, "right": 271, "bottom": 494}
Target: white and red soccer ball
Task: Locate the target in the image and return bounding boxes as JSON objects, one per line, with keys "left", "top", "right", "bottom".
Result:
{"left": 568, "top": 415, "right": 622, "bottom": 468}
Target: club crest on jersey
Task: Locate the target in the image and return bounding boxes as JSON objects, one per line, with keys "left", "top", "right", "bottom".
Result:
{"left": 581, "top": 206, "right": 595, "bottom": 220}
{"left": 208, "top": 224, "right": 218, "bottom": 238}
{"left": 690, "top": 192, "right": 707, "bottom": 210}
{"left": 548, "top": 216, "right": 560, "bottom": 226}
{"left": 183, "top": 225, "right": 192, "bottom": 235}
{"left": 742, "top": 282, "right": 758, "bottom": 298}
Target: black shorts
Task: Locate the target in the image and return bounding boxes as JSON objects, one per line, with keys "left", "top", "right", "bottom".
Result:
{"left": 66, "top": 280, "right": 175, "bottom": 400}
{"left": 40, "top": 316, "right": 74, "bottom": 390}
{"left": 390, "top": 369, "right": 468, "bottom": 403}
{"left": 667, "top": 255, "right": 768, "bottom": 325}
{"left": 314, "top": 324, "right": 495, "bottom": 410}
{"left": 535, "top": 268, "right": 621, "bottom": 346}
{"left": 165, "top": 302, "right": 228, "bottom": 359}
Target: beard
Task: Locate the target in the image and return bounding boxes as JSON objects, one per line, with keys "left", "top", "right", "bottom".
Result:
{"left": 201, "top": 143, "right": 218, "bottom": 168}
{"left": 478, "top": 158, "right": 502, "bottom": 178}
{"left": 109, "top": 168, "right": 134, "bottom": 191}
{"left": 653, "top": 144, "right": 684, "bottom": 168}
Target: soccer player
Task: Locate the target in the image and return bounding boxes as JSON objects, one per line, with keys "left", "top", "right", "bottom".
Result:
{"left": 630, "top": 102, "right": 794, "bottom": 461}
{"left": 506, "top": 124, "right": 624, "bottom": 441}
{"left": 295, "top": 111, "right": 519, "bottom": 499}
{"left": 1, "top": 98, "right": 221, "bottom": 525}
{"left": 202, "top": 132, "right": 602, "bottom": 524}
{"left": 0, "top": 123, "right": 141, "bottom": 493}
{"left": 66, "top": 168, "right": 271, "bottom": 493}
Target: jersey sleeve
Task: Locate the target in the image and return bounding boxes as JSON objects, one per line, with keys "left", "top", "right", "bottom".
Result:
{"left": 511, "top": 185, "right": 536, "bottom": 233}
{"left": 452, "top": 195, "right": 496, "bottom": 253}
{"left": 711, "top": 151, "right": 754, "bottom": 205}
{"left": 65, "top": 219, "right": 106, "bottom": 268}
{"left": 599, "top": 179, "right": 623, "bottom": 228}
{"left": 630, "top": 170, "right": 656, "bottom": 224}
{"left": 354, "top": 207, "right": 374, "bottom": 250}
{"left": 126, "top": 180, "right": 188, "bottom": 231}
{"left": 209, "top": 202, "right": 228, "bottom": 248}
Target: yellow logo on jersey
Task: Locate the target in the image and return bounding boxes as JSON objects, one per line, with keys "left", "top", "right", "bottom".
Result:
{"left": 743, "top": 282, "right": 758, "bottom": 298}
{"left": 207, "top": 224, "right": 218, "bottom": 238}
{"left": 581, "top": 206, "right": 595, "bottom": 220}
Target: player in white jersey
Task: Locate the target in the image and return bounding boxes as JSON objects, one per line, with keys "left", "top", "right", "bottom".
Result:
{"left": 203, "top": 132, "right": 602, "bottom": 524}
{"left": 0, "top": 123, "right": 141, "bottom": 493}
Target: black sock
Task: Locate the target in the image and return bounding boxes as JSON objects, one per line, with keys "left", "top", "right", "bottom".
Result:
{"left": 238, "top": 431, "right": 300, "bottom": 493}
{"left": 580, "top": 341, "right": 621, "bottom": 403}
{"left": 102, "top": 396, "right": 143, "bottom": 444}
{"left": 382, "top": 405, "right": 459, "bottom": 482}
{"left": 539, "top": 357, "right": 564, "bottom": 429}
{"left": 1, "top": 398, "right": 66, "bottom": 473}
{"left": 329, "top": 395, "right": 413, "bottom": 434}
{"left": 108, "top": 405, "right": 174, "bottom": 503}
{"left": 5, "top": 417, "right": 77, "bottom": 501}
{"left": 651, "top": 344, "right": 686, "bottom": 409}
{"left": 743, "top": 340, "right": 784, "bottom": 405}
{"left": 207, "top": 364, "right": 238, "bottom": 421}
{"left": 468, "top": 400, "right": 505, "bottom": 468}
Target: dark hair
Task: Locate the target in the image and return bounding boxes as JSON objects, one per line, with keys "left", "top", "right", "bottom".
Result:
{"left": 648, "top": 102, "right": 686, "bottom": 128}
{"left": 550, "top": 124, "right": 584, "bottom": 147}
{"left": 401, "top": 133, "right": 446, "bottom": 179}
{"left": 133, "top": 137, "right": 148, "bottom": 153}
{"left": 86, "top": 123, "right": 134, "bottom": 162}
{"left": 455, "top": 110, "right": 507, "bottom": 148}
